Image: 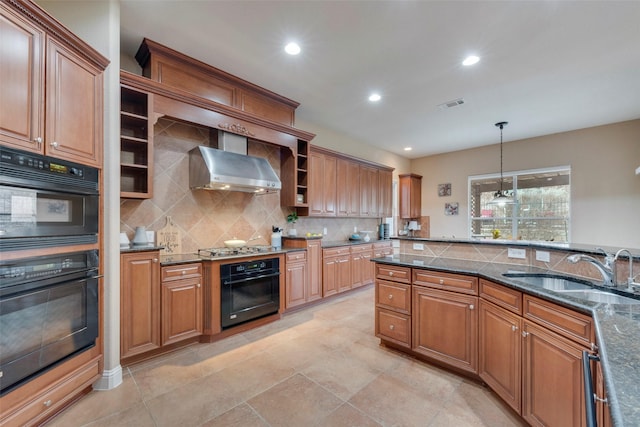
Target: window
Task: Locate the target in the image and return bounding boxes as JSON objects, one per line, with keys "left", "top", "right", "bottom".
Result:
{"left": 469, "top": 167, "right": 571, "bottom": 242}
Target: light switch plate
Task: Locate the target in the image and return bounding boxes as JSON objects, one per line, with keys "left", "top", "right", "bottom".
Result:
{"left": 508, "top": 248, "right": 527, "bottom": 259}
{"left": 536, "top": 250, "right": 551, "bottom": 263}
{"left": 413, "top": 243, "right": 424, "bottom": 251}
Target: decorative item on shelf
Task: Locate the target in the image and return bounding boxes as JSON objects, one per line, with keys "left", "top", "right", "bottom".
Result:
{"left": 296, "top": 194, "right": 304, "bottom": 203}
{"left": 132, "top": 226, "right": 149, "bottom": 246}
{"left": 287, "top": 212, "right": 298, "bottom": 236}
{"left": 489, "top": 121, "right": 514, "bottom": 205}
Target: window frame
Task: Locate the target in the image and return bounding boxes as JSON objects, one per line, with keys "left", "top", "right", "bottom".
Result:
{"left": 468, "top": 165, "right": 571, "bottom": 242}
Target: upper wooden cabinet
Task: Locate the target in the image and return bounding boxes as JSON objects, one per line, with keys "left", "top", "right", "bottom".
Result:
{"left": 0, "top": 1, "right": 108, "bottom": 167}
{"left": 136, "top": 38, "right": 298, "bottom": 126}
{"left": 399, "top": 173, "right": 422, "bottom": 219}
{"left": 304, "top": 146, "right": 394, "bottom": 218}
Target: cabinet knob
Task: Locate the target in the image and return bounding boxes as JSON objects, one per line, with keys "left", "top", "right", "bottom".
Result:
{"left": 43, "top": 399, "right": 52, "bottom": 407}
{"left": 50, "top": 141, "right": 59, "bottom": 148}
{"left": 388, "top": 294, "right": 393, "bottom": 300}
{"left": 469, "top": 304, "right": 474, "bottom": 310}
{"left": 153, "top": 258, "right": 158, "bottom": 263}
{"left": 181, "top": 270, "right": 186, "bottom": 275}
{"left": 439, "top": 279, "right": 444, "bottom": 285}
{"left": 389, "top": 324, "right": 395, "bottom": 330}
{"left": 511, "top": 325, "right": 519, "bottom": 332}
{"left": 389, "top": 271, "right": 394, "bottom": 276}
{"left": 522, "top": 331, "right": 529, "bottom": 338}
{"left": 197, "top": 283, "right": 201, "bottom": 288}
{"left": 34, "top": 137, "right": 42, "bottom": 144}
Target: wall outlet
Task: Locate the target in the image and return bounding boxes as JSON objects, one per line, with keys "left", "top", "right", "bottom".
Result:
{"left": 323, "top": 227, "right": 327, "bottom": 235}
{"left": 536, "top": 250, "right": 551, "bottom": 263}
{"left": 413, "top": 243, "right": 424, "bottom": 251}
{"left": 508, "top": 248, "right": 527, "bottom": 259}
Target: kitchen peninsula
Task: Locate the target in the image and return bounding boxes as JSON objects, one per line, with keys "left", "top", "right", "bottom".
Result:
{"left": 373, "top": 237, "right": 640, "bottom": 427}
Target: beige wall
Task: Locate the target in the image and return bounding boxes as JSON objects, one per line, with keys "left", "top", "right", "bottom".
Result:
{"left": 412, "top": 120, "right": 640, "bottom": 248}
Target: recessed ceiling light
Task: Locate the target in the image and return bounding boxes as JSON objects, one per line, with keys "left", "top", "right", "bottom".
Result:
{"left": 368, "top": 93, "right": 381, "bottom": 102}
{"left": 404, "top": 147, "right": 412, "bottom": 151}
{"left": 462, "top": 55, "right": 480, "bottom": 66}
{"left": 284, "top": 42, "right": 301, "bottom": 55}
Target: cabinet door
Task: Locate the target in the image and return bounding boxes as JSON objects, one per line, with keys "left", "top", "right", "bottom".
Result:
{"left": 161, "top": 277, "right": 203, "bottom": 346}
{"left": 378, "top": 169, "right": 393, "bottom": 218}
{"left": 322, "top": 256, "right": 338, "bottom": 297}
{"left": 360, "top": 165, "right": 378, "bottom": 217}
{"left": 309, "top": 152, "right": 337, "bottom": 216}
{"left": 351, "top": 250, "right": 365, "bottom": 288}
{"left": 412, "top": 286, "right": 478, "bottom": 374}
{"left": 478, "top": 300, "right": 522, "bottom": 414}
{"left": 285, "top": 260, "right": 307, "bottom": 309}
{"left": 522, "top": 320, "right": 587, "bottom": 427}
{"left": 361, "top": 250, "right": 374, "bottom": 285}
{"left": 120, "top": 252, "right": 161, "bottom": 358}
{"left": 323, "top": 155, "right": 337, "bottom": 216}
{"left": 399, "top": 174, "right": 422, "bottom": 219}
{"left": 0, "top": 4, "right": 44, "bottom": 152}
{"left": 45, "top": 37, "right": 103, "bottom": 166}
{"left": 336, "top": 254, "right": 352, "bottom": 293}
{"left": 306, "top": 240, "right": 322, "bottom": 302}
{"left": 336, "top": 158, "right": 360, "bottom": 216}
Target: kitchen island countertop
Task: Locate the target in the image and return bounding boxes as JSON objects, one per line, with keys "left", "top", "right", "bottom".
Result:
{"left": 372, "top": 253, "right": 640, "bottom": 427}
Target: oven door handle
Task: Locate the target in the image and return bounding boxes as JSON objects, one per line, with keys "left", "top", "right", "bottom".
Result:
{"left": 223, "top": 271, "right": 280, "bottom": 285}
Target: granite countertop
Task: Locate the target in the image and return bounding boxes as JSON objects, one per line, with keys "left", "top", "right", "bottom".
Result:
{"left": 321, "top": 238, "right": 392, "bottom": 248}
{"left": 372, "top": 254, "right": 640, "bottom": 426}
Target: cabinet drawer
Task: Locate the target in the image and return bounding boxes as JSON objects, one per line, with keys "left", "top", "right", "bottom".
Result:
{"left": 375, "top": 308, "right": 411, "bottom": 347}
{"left": 323, "top": 246, "right": 351, "bottom": 257}
{"left": 161, "top": 263, "right": 202, "bottom": 281}
{"left": 376, "top": 279, "right": 411, "bottom": 313}
{"left": 350, "top": 244, "right": 372, "bottom": 254}
{"left": 376, "top": 264, "right": 411, "bottom": 283}
{"left": 286, "top": 250, "right": 307, "bottom": 262}
{"left": 480, "top": 279, "right": 522, "bottom": 314}
{"left": 523, "top": 294, "right": 594, "bottom": 346}
{"left": 2, "top": 358, "right": 100, "bottom": 427}
{"left": 413, "top": 270, "right": 478, "bottom": 295}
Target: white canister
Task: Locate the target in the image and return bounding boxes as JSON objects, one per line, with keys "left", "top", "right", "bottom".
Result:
{"left": 132, "top": 226, "right": 148, "bottom": 246}
{"left": 271, "top": 231, "right": 282, "bottom": 249}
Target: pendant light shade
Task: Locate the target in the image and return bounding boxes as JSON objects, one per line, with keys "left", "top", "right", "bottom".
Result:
{"left": 489, "top": 121, "right": 514, "bottom": 205}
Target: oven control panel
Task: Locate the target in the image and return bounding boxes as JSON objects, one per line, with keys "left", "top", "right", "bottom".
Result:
{"left": 0, "top": 250, "right": 98, "bottom": 288}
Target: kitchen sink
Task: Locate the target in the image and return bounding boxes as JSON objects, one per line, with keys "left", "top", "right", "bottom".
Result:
{"left": 502, "top": 273, "right": 640, "bottom": 305}
{"left": 555, "top": 289, "right": 640, "bottom": 305}
{"left": 502, "top": 273, "right": 593, "bottom": 291}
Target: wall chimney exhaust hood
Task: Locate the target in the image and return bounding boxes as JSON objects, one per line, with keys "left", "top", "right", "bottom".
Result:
{"left": 189, "top": 131, "right": 281, "bottom": 194}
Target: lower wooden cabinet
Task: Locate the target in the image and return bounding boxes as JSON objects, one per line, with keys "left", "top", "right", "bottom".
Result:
{"left": 285, "top": 250, "right": 308, "bottom": 309}
{"left": 350, "top": 244, "right": 372, "bottom": 289}
{"left": 478, "top": 299, "right": 522, "bottom": 413}
{"left": 120, "top": 250, "right": 161, "bottom": 359}
{"left": 322, "top": 246, "right": 351, "bottom": 296}
{"left": 522, "top": 320, "right": 588, "bottom": 427}
{"left": 160, "top": 263, "right": 203, "bottom": 346}
{"left": 412, "top": 285, "right": 478, "bottom": 374}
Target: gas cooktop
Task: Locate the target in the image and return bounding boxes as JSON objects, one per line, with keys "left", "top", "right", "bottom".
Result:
{"left": 197, "top": 245, "right": 274, "bottom": 259}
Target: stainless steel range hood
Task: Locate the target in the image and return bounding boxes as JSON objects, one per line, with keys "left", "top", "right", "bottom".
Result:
{"left": 189, "top": 131, "right": 281, "bottom": 194}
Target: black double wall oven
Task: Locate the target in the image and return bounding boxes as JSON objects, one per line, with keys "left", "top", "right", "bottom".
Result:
{"left": 0, "top": 147, "right": 100, "bottom": 396}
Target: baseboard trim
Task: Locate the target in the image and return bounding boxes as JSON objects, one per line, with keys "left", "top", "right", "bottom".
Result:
{"left": 93, "top": 365, "right": 123, "bottom": 390}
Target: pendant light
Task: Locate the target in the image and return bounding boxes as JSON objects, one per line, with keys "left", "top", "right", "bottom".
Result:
{"left": 489, "top": 121, "right": 514, "bottom": 205}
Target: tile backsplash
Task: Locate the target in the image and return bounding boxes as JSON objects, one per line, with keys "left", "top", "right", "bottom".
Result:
{"left": 120, "top": 118, "right": 382, "bottom": 253}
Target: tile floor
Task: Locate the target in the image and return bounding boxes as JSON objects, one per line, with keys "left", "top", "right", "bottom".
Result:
{"left": 46, "top": 286, "right": 525, "bottom": 427}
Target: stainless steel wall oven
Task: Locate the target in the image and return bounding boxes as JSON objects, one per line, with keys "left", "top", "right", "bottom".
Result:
{"left": 221, "top": 258, "right": 280, "bottom": 328}
{"left": 0, "top": 146, "right": 99, "bottom": 251}
{"left": 0, "top": 250, "right": 99, "bottom": 396}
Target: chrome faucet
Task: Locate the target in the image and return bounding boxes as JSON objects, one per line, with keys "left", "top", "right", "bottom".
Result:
{"left": 614, "top": 249, "right": 639, "bottom": 292}
{"left": 566, "top": 251, "right": 616, "bottom": 287}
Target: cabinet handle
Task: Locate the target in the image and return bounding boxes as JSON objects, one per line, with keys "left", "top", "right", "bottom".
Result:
{"left": 43, "top": 400, "right": 52, "bottom": 407}
{"left": 389, "top": 271, "right": 394, "bottom": 276}
{"left": 50, "top": 141, "right": 59, "bottom": 148}
{"left": 512, "top": 325, "right": 519, "bottom": 332}
{"left": 153, "top": 258, "right": 158, "bottom": 263}
{"left": 469, "top": 304, "right": 474, "bottom": 310}
{"left": 522, "top": 331, "right": 529, "bottom": 338}
{"left": 389, "top": 324, "right": 395, "bottom": 330}
{"left": 388, "top": 294, "right": 393, "bottom": 300}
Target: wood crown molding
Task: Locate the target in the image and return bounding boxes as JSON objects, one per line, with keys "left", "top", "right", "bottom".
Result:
{"left": 120, "top": 70, "right": 316, "bottom": 143}
{"left": 310, "top": 144, "right": 395, "bottom": 172}
{"left": 5, "top": 0, "right": 110, "bottom": 70}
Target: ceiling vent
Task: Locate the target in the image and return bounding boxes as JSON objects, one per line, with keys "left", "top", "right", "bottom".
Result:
{"left": 437, "top": 98, "right": 465, "bottom": 110}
